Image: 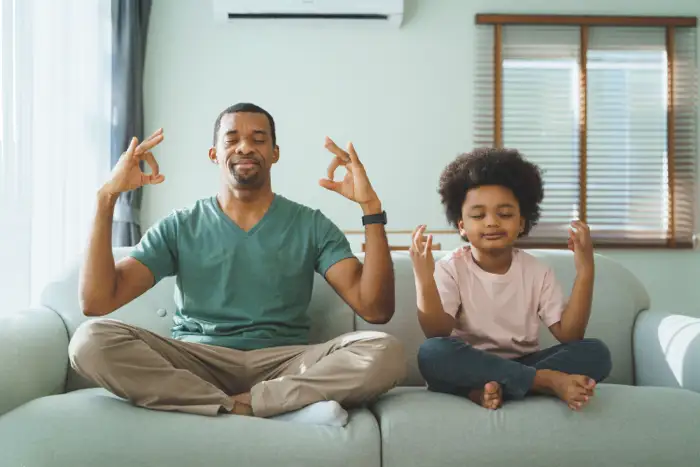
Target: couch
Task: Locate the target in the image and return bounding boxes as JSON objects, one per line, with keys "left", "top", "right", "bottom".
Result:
{"left": 1, "top": 248, "right": 700, "bottom": 467}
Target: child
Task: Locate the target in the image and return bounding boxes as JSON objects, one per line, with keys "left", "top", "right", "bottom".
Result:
{"left": 410, "top": 148, "right": 611, "bottom": 411}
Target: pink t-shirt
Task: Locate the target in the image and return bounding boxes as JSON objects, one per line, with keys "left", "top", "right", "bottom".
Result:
{"left": 434, "top": 246, "right": 566, "bottom": 359}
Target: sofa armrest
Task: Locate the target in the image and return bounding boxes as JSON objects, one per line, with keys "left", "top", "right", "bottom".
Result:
{"left": 0, "top": 307, "right": 69, "bottom": 416}
{"left": 633, "top": 310, "right": 700, "bottom": 393}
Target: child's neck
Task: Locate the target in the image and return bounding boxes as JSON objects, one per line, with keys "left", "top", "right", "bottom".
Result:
{"left": 470, "top": 246, "right": 513, "bottom": 275}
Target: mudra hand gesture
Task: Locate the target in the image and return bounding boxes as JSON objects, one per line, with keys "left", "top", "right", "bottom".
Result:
{"left": 319, "top": 137, "right": 381, "bottom": 213}
{"left": 104, "top": 128, "right": 165, "bottom": 195}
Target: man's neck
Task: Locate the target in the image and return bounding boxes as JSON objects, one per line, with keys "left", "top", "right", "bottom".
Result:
{"left": 216, "top": 185, "right": 275, "bottom": 232}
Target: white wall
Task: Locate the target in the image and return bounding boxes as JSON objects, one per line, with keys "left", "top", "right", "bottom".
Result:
{"left": 143, "top": 0, "right": 700, "bottom": 315}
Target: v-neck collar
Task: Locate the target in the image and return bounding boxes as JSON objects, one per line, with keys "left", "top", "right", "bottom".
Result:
{"left": 211, "top": 193, "right": 280, "bottom": 237}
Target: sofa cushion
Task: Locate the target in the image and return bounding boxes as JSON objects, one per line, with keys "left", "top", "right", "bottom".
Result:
{"left": 357, "top": 250, "right": 649, "bottom": 387}
{"left": 371, "top": 385, "right": 700, "bottom": 467}
{"left": 0, "top": 388, "right": 380, "bottom": 467}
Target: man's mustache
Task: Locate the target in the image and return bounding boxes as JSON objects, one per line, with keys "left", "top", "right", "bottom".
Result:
{"left": 229, "top": 157, "right": 262, "bottom": 166}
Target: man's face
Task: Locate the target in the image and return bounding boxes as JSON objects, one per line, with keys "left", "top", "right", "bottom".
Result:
{"left": 209, "top": 112, "right": 279, "bottom": 189}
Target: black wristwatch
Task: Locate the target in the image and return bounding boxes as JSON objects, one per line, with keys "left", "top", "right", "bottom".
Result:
{"left": 362, "top": 211, "right": 387, "bottom": 226}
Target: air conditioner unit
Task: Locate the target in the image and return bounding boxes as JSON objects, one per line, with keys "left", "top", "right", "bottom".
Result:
{"left": 212, "top": 0, "right": 404, "bottom": 27}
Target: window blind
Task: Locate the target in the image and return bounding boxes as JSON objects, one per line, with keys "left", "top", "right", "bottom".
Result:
{"left": 475, "top": 19, "right": 697, "bottom": 248}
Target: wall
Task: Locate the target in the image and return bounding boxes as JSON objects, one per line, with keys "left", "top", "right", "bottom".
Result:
{"left": 142, "top": 0, "right": 700, "bottom": 315}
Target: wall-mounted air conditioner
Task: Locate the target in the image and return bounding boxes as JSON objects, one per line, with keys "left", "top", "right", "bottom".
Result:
{"left": 212, "top": 0, "right": 405, "bottom": 28}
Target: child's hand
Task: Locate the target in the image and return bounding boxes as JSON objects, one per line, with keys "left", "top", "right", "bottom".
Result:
{"left": 409, "top": 224, "right": 435, "bottom": 283}
{"left": 568, "top": 220, "right": 594, "bottom": 275}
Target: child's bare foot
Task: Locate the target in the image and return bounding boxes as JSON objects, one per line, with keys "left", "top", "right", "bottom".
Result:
{"left": 468, "top": 381, "right": 502, "bottom": 410}
{"left": 533, "top": 370, "right": 595, "bottom": 410}
{"left": 229, "top": 392, "right": 254, "bottom": 416}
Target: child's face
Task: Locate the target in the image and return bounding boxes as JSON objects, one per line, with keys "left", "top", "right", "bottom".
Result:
{"left": 458, "top": 185, "right": 525, "bottom": 250}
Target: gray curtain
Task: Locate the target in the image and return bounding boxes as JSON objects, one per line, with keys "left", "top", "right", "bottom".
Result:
{"left": 111, "top": 0, "right": 152, "bottom": 246}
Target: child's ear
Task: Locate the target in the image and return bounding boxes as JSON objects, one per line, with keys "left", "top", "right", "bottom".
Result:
{"left": 519, "top": 218, "right": 525, "bottom": 235}
{"left": 458, "top": 219, "right": 467, "bottom": 238}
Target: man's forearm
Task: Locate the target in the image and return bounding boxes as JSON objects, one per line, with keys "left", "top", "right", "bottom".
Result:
{"left": 358, "top": 202, "right": 394, "bottom": 323}
{"left": 79, "top": 188, "right": 119, "bottom": 315}
{"left": 560, "top": 270, "right": 594, "bottom": 341}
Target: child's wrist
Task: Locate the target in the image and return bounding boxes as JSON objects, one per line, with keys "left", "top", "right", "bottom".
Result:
{"left": 414, "top": 272, "right": 434, "bottom": 288}
{"left": 576, "top": 265, "right": 594, "bottom": 278}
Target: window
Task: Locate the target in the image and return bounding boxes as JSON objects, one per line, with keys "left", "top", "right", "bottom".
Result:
{"left": 475, "top": 15, "right": 698, "bottom": 248}
{"left": 0, "top": 0, "right": 112, "bottom": 311}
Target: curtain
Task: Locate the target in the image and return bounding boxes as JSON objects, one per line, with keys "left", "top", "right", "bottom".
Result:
{"left": 0, "top": 0, "right": 112, "bottom": 311}
{"left": 111, "top": 0, "right": 152, "bottom": 246}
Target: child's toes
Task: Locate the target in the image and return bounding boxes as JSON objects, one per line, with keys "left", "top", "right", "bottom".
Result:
{"left": 483, "top": 382, "right": 502, "bottom": 409}
{"left": 568, "top": 392, "right": 588, "bottom": 410}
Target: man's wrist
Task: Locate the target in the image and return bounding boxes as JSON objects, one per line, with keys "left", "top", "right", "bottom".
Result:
{"left": 97, "top": 186, "right": 120, "bottom": 208}
{"left": 360, "top": 199, "right": 382, "bottom": 216}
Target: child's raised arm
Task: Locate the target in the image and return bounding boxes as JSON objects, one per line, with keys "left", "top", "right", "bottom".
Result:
{"left": 409, "top": 225, "right": 456, "bottom": 338}
{"left": 548, "top": 220, "right": 595, "bottom": 343}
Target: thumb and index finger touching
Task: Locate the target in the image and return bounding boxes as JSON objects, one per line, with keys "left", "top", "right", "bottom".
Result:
{"left": 411, "top": 225, "right": 433, "bottom": 255}
{"left": 128, "top": 128, "right": 165, "bottom": 185}
{"left": 319, "top": 136, "right": 369, "bottom": 197}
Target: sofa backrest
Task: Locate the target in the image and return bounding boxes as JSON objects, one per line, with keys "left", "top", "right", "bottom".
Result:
{"left": 41, "top": 247, "right": 649, "bottom": 391}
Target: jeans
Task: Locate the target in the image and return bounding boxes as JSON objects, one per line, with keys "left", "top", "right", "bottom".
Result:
{"left": 417, "top": 337, "right": 612, "bottom": 400}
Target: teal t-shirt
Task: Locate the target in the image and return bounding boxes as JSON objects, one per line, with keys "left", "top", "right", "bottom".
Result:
{"left": 129, "top": 194, "right": 355, "bottom": 350}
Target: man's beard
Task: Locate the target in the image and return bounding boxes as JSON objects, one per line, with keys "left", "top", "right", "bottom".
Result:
{"left": 229, "top": 163, "right": 264, "bottom": 187}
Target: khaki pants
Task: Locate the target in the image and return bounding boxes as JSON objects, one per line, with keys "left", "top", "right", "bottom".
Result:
{"left": 68, "top": 319, "right": 406, "bottom": 417}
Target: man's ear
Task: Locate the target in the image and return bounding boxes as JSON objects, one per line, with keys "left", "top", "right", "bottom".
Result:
{"left": 272, "top": 145, "right": 280, "bottom": 164}
{"left": 208, "top": 147, "right": 217, "bottom": 164}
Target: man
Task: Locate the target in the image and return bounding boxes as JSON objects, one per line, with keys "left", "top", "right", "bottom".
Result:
{"left": 69, "top": 103, "right": 405, "bottom": 425}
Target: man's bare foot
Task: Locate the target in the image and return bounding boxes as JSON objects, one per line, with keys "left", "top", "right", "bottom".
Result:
{"left": 533, "top": 370, "right": 595, "bottom": 410}
{"left": 468, "top": 381, "right": 502, "bottom": 410}
{"left": 229, "top": 392, "right": 254, "bottom": 416}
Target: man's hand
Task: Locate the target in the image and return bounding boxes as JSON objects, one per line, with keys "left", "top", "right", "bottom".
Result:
{"left": 410, "top": 224, "right": 435, "bottom": 284}
{"left": 103, "top": 128, "right": 165, "bottom": 195}
{"left": 319, "top": 137, "right": 381, "bottom": 214}
{"left": 568, "top": 220, "right": 594, "bottom": 275}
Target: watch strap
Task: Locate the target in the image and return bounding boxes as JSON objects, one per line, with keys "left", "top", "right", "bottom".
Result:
{"left": 362, "top": 211, "right": 387, "bottom": 226}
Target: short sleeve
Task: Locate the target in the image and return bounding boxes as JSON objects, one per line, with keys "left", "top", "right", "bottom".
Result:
{"left": 313, "top": 211, "right": 355, "bottom": 276}
{"left": 128, "top": 212, "right": 179, "bottom": 284}
{"left": 538, "top": 267, "right": 566, "bottom": 327}
{"left": 434, "top": 259, "right": 462, "bottom": 318}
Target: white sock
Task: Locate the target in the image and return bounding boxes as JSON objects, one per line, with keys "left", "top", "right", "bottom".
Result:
{"left": 269, "top": 401, "right": 349, "bottom": 427}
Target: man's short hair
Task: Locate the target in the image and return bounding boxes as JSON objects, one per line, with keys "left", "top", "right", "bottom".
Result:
{"left": 213, "top": 103, "right": 276, "bottom": 146}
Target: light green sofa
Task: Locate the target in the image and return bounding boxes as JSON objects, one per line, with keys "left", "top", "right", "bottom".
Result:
{"left": 1, "top": 248, "right": 699, "bottom": 466}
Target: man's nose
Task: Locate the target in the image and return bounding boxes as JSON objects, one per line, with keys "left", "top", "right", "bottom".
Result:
{"left": 235, "top": 139, "right": 254, "bottom": 154}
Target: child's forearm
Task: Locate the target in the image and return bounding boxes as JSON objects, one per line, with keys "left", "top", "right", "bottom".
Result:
{"left": 416, "top": 277, "right": 455, "bottom": 338}
{"left": 559, "top": 269, "right": 594, "bottom": 341}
